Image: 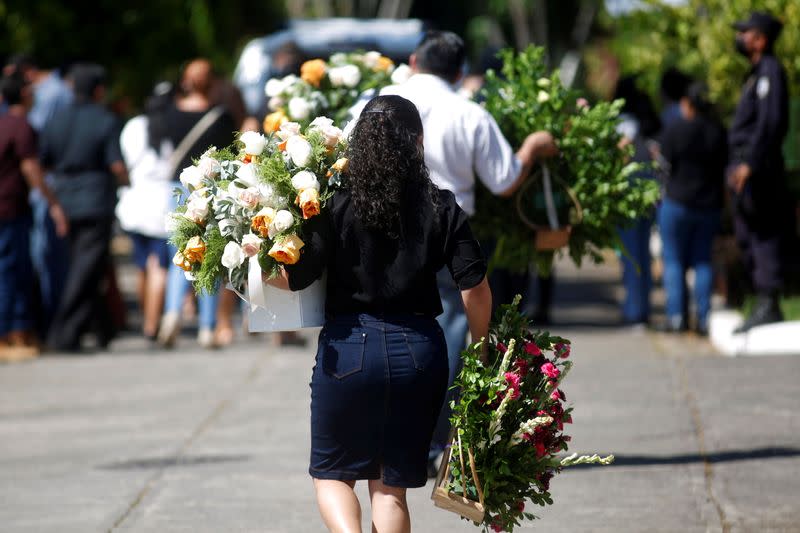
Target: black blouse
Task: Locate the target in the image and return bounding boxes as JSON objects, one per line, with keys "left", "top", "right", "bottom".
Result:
{"left": 285, "top": 187, "right": 486, "bottom": 317}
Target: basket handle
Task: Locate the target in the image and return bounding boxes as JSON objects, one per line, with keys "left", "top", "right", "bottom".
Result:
{"left": 467, "top": 447, "right": 484, "bottom": 505}
{"left": 515, "top": 165, "right": 584, "bottom": 231}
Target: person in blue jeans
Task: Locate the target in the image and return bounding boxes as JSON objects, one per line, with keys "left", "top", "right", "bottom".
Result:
{"left": 657, "top": 82, "right": 727, "bottom": 334}
{"left": 614, "top": 77, "right": 661, "bottom": 325}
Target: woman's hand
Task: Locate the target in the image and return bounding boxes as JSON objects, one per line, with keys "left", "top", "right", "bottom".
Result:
{"left": 262, "top": 267, "right": 291, "bottom": 291}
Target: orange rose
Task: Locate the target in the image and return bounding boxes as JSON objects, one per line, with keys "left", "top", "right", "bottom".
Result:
{"left": 297, "top": 188, "right": 321, "bottom": 219}
{"left": 375, "top": 56, "right": 394, "bottom": 72}
{"left": 183, "top": 236, "right": 206, "bottom": 264}
{"left": 251, "top": 207, "right": 276, "bottom": 238}
{"left": 263, "top": 110, "right": 288, "bottom": 133}
{"left": 301, "top": 59, "right": 327, "bottom": 88}
{"left": 172, "top": 251, "right": 192, "bottom": 272}
{"left": 268, "top": 234, "right": 305, "bottom": 265}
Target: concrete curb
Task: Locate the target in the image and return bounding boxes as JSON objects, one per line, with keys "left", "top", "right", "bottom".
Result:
{"left": 709, "top": 309, "right": 800, "bottom": 356}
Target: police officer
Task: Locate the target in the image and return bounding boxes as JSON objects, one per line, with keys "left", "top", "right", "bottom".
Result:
{"left": 728, "top": 12, "right": 790, "bottom": 333}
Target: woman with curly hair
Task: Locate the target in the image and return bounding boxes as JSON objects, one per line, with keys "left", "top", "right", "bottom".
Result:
{"left": 269, "top": 94, "right": 492, "bottom": 532}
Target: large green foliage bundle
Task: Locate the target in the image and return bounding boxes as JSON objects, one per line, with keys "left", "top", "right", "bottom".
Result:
{"left": 474, "top": 46, "right": 660, "bottom": 274}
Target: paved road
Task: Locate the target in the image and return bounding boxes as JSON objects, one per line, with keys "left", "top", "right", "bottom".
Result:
{"left": 1, "top": 260, "right": 798, "bottom": 532}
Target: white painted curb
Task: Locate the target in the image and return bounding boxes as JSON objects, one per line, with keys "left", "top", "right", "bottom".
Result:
{"left": 709, "top": 309, "right": 800, "bottom": 356}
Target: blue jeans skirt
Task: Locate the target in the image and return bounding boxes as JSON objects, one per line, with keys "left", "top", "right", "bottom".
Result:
{"left": 309, "top": 313, "right": 448, "bottom": 488}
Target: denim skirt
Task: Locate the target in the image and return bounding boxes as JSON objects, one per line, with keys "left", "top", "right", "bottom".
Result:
{"left": 309, "top": 313, "right": 448, "bottom": 488}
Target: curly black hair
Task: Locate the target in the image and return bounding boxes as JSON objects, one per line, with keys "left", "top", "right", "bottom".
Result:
{"left": 346, "top": 95, "right": 439, "bottom": 239}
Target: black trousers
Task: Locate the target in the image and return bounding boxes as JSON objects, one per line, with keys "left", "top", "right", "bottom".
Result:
{"left": 730, "top": 173, "right": 792, "bottom": 294}
{"left": 47, "top": 217, "right": 114, "bottom": 350}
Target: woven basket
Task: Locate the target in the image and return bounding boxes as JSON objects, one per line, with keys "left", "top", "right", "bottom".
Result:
{"left": 431, "top": 433, "right": 485, "bottom": 523}
{"left": 515, "top": 164, "right": 583, "bottom": 251}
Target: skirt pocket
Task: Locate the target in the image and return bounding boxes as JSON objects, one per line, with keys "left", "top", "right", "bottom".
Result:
{"left": 321, "top": 328, "right": 367, "bottom": 379}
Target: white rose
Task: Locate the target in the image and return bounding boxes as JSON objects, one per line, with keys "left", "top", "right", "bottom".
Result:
{"left": 183, "top": 196, "right": 210, "bottom": 223}
{"left": 179, "top": 166, "right": 203, "bottom": 190}
{"left": 537, "top": 78, "right": 551, "bottom": 88}
{"left": 391, "top": 64, "right": 412, "bottom": 85}
{"left": 277, "top": 121, "right": 302, "bottom": 141}
{"left": 257, "top": 183, "right": 277, "bottom": 206}
{"left": 197, "top": 157, "right": 221, "bottom": 179}
{"left": 291, "top": 170, "right": 320, "bottom": 192}
{"left": 537, "top": 90, "right": 550, "bottom": 103}
{"left": 286, "top": 135, "right": 313, "bottom": 167}
{"left": 236, "top": 187, "right": 262, "bottom": 210}
{"left": 235, "top": 162, "right": 258, "bottom": 187}
{"left": 265, "top": 78, "right": 285, "bottom": 97}
{"left": 267, "top": 96, "right": 285, "bottom": 111}
{"left": 240, "top": 131, "right": 267, "bottom": 155}
{"left": 320, "top": 124, "right": 342, "bottom": 148}
{"left": 309, "top": 116, "right": 334, "bottom": 130}
{"left": 241, "top": 233, "right": 263, "bottom": 257}
{"left": 221, "top": 241, "right": 245, "bottom": 270}
{"left": 328, "top": 65, "right": 361, "bottom": 88}
{"left": 288, "top": 97, "right": 312, "bottom": 121}
{"left": 363, "top": 51, "right": 382, "bottom": 69}
{"left": 269, "top": 209, "right": 294, "bottom": 238}
{"left": 329, "top": 53, "right": 347, "bottom": 64}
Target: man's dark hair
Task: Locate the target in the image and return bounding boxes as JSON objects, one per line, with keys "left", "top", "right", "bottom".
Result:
{"left": 69, "top": 63, "right": 107, "bottom": 102}
{"left": 0, "top": 73, "right": 28, "bottom": 106}
{"left": 413, "top": 31, "right": 465, "bottom": 82}
{"left": 659, "top": 68, "right": 691, "bottom": 102}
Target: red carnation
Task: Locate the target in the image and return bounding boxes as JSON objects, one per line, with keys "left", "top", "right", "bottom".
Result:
{"left": 555, "top": 342, "right": 571, "bottom": 359}
{"left": 535, "top": 441, "right": 547, "bottom": 458}
{"left": 513, "top": 358, "right": 530, "bottom": 377}
{"left": 525, "top": 342, "right": 542, "bottom": 356}
{"left": 497, "top": 342, "right": 508, "bottom": 354}
{"left": 515, "top": 500, "right": 525, "bottom": 513}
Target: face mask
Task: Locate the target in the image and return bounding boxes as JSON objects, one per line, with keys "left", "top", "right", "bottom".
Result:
{"left": 735, "top": 35, "right": 750, "bottom": 57}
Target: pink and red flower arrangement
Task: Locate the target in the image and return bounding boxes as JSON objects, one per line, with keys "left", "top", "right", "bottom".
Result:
{"left": 444, "top": 297, "right": 612, "bottom": 532}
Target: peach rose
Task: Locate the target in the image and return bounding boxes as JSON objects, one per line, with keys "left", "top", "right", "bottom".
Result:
{"left": 375, "top": 56, "right": 394, "bottom": 72}
{"left": 251, "top": 207, "right": 276, "bottom": 238}
{"left": 263, "top": 110, "right": 288, "bottom": 133}
{"left": 172, "top": 251, "right": 192, "bottom": 272}
{"left": 268, "top": 234, "right": 305, "bottom": 265}
{"left": 183, "top": 236, "right": 206, "bottom": 264}
{"left": 297, "top": 188, "right": 321, "bottom": 220}
{"left": 301, "top": 59, "right": 327, "bottom": 88}
{"left": 331, "top": 157, "right": 349, "bottom": 173}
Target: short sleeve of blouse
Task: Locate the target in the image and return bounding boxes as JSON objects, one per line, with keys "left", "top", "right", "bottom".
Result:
{"left": 441, "top": 191, "right": 486, "bottom": 290}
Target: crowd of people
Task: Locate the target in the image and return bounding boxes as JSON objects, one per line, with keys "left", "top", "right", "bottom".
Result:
{"left": 0, "top": 11, "right": 795, "bottom": 365}
{"left": 615, "top": 11, "right": 795, "bottom": 337}
{"left": 0, "top": 53, "right": 301, "bottom": 361}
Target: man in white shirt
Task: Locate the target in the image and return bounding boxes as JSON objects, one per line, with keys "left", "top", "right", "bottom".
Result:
{"left": 357, "top": 31, "right": 558, "bottom": 469}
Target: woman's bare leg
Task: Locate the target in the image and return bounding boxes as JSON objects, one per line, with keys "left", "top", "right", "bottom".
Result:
{"left": 142, "top": 255, "right": 166, "bottom": 338}
{"left": 368, "top": 479, "right": 410, "bottom": 533}
{"left": 314, "top": 479, "right": 362, "bottom": 533}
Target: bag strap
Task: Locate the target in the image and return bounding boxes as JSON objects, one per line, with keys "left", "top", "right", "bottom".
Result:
{"left": 166, "top": 105, "right": 225, "bottom": 179}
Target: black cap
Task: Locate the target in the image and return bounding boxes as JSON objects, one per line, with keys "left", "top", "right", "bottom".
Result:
{"left": 733, "top": 12, "right": 783, "bottom": 43}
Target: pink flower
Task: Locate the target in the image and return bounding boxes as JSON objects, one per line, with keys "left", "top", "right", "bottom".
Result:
{"left": 576, "top": 97, "right": 589, "bottom": 109}
{"left": 555, "top": 342, "right": 571, "bottom": 359}
{"left": 550, "top": 389, "right": 561, "bottom": 401}
{"left": 504, "top": 372, "right": 521, "bottom": 400}
{"left": 541, "top": 362, "right": 560, "bottom": 379}
{"left": 525, "top": 342, "right": 542, "bottom": 356}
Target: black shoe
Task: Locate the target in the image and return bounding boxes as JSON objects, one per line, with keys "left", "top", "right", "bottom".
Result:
{"left": 733, "top": 294, "right": 783, "bottom": 334}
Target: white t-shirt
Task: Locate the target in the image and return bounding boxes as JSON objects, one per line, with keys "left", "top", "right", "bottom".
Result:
{"left": 116, "top": 115, "right": 174, "bottom": 238}
{"left": 354, "top": 74, "right": 521, "bottom": 215}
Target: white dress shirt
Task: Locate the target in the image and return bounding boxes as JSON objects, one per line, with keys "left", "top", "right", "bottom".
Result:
{"left": 355, "top": 73, "right": 521, "bottom": 216}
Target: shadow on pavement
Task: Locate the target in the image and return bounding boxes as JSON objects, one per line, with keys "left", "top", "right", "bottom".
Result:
{"left": 568, "top": 446, "right": 800, "bottom": 468}
{"left": 98, "top": 454, "right": 252, "bottom": 470}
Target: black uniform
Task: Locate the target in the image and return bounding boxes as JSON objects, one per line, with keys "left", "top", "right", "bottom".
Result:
{"left": 728, "top": 53, "right": 790, "bottom": 293}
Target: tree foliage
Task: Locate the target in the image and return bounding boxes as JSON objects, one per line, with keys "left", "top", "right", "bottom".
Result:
{"left": 607, "top": 0, "right": 800, "bottom": 115}
{"left": 0, "top": 0, "right": 286, "bottom": 107}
